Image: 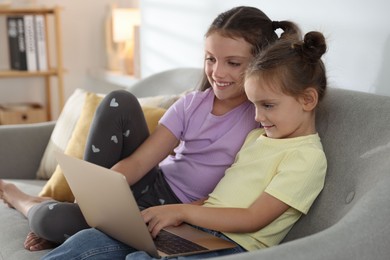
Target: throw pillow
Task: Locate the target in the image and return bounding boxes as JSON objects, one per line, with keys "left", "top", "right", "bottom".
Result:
{"left": 38, "top": 92, "right": 103, "bottom": 202}
{"left": 142, "top": 106, "right": 166, "bottom": 133}
{"left": 36, "top": 88, "right": 89, "bottom": 179}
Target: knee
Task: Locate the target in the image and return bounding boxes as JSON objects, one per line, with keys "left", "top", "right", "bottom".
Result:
{"left": 97, "top": 90, "right": 142, "bottom": 115}
{"left": 108, "top": 89, "right": 135, "bottom": 97}
{"left": 105, "top": 90, "right": 138, "bottom": 106}
{"left": 28, "top": 201, "right": 88, "bottom": 243}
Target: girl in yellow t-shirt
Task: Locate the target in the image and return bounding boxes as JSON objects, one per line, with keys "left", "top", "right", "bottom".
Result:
{"left": 138, "top": 31, "right": 328, "bottom": 256}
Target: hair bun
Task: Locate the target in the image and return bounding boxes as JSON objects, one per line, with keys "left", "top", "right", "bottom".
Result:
{"left": 293, "top": 31, "right": 326, "bottom": 62}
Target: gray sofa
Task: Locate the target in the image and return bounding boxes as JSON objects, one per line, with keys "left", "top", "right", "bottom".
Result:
{"left": 1, "top": 68, "right": 390, "bottom": 260}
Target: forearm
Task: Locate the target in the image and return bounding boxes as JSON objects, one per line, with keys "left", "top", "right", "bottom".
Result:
{"left": 142, "top": 204, "right": 257, "bottom": 238}
{"left": 183, "top": 193, "right": 289, "bottom": 233}
{"left": 181, "top": 205, "right": 260, "bottom": 233}
{"left": 143, "top": 190, "right": 289, "bottom": 238}
{"left": 111, "top": 157, "right": 148, "bottom": 185}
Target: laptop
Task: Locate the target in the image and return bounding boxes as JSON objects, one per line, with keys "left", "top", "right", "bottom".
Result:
{"left": 55, "top": 152, "right": 236, "bottom": 258}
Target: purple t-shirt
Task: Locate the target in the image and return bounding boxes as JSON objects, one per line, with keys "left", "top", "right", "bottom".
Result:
{"left": 159, "top": 88, "right": 258, "bottom": 203}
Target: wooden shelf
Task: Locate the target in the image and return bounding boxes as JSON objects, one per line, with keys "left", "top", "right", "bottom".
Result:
{"left": 0, "top": 69, "right": 61, "bottom": 77}
{"left": 0, "top": 7, "right": 57, "bottom": 15}
{"left": 0, "top": 6, "right": 64, "bottom": 121}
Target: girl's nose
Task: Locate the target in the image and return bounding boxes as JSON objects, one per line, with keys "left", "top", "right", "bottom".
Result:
{"left": 255, "top": 110, "right": 265, "bottom": 123}
{"left": 213, "top": 63, "right": 226, "bottom": 78}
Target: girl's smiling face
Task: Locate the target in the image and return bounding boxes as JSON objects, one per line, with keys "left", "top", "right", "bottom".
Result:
{"left": 204, "top": 32, "right": 252, "bottom": 107}
{"left": 244, "top": 76, "right": 317, "bottom": 139}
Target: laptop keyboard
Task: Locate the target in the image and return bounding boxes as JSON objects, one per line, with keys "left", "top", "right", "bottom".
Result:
{"left": 155, "top": 229, "right": 208, "bottom": 255}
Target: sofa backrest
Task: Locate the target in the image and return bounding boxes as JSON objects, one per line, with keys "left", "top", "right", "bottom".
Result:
{"left": 128, "top": 67, "right": 203, "bottom": 97}
{"left": 283, "top": 87, "right": 390, "bottom": 242}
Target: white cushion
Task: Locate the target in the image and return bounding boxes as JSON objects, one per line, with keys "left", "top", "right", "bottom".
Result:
{"left": 36, "top": 88, "right": 88, "bottom": 179}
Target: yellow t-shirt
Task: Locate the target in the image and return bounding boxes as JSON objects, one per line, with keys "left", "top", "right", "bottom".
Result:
{"left": 204, "top": 129, "right": 327, "bottom": 251}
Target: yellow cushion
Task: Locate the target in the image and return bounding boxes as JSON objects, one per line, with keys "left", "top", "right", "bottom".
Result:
{"left": 39, "top": 92, "right": 103, "bottom": 202}
{"left": 39, "top": 92, "right": 167, "bottom": 202}
{"left": 141, "top": 106, "right": 166, "bottom": 133}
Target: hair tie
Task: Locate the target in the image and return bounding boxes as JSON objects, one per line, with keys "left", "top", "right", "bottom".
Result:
{"left": 272, "top": 21, "right": 281, "bottom": 31}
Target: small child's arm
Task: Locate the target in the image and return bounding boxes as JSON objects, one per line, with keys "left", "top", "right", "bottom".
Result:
{"left": 141, "top": 192, "right": 289, "bottom": 238}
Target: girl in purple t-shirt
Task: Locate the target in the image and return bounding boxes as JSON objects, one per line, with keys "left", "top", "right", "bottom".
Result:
{"left": 1, "top": 6, "right": 298, "bottom": 252}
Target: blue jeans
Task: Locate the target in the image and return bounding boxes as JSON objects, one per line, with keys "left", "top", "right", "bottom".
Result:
{"left": 42, "top": 227, "right": 246, "bottom": 260}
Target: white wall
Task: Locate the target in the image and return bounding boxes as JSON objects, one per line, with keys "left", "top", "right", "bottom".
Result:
{"left": 140, "top": 0, "right": 390, "bottom": 96}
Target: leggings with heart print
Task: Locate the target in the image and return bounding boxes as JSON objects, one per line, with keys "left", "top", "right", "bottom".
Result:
{"left": 27, "top": 90, "right": 181, "bottom": 244}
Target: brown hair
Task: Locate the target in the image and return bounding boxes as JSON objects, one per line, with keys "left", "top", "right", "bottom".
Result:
{"left": 246, "top": 31, "right": 327, "bottom": 102}
{"left": 198, "top": 6, "right": 300, "bottom": 91}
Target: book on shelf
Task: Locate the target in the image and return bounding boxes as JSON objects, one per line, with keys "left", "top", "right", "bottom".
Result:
{"left": 6, "top": 16, "right": 20, "bottom": 70}
{"left": 7, "top": 16, "right": 27, "bottom": 70}
{"left": 5, "top": 14, "right": 48, "bottom": 72}
{"left": 23, "top": 14, "right": 37, "bottom": 71}
{"left": 34, "top": 14, "right": 48, "bottom": 71}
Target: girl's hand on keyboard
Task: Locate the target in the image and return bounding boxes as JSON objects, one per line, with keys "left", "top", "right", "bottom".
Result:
{"left": 141, "top": 205, "right": 185, "bottom": 238}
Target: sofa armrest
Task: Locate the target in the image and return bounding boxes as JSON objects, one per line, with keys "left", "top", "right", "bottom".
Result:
{"left": 214, "top": 178, "right": 390, "bottom": 260}
{"left": 0, "top": 121, "right": 55, "bottom": 179}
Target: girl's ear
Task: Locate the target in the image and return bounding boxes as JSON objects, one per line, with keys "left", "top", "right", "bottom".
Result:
{"left": 300, "top": 87, "right": 318, "bottom": 111}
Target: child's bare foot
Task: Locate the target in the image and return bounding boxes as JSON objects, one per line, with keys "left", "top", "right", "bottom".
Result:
{"left": 24, "top": 232, "right": 57, "bottom": 251}
{"left": 0, "top": 179, "right": 50, "bottom": 217}
{"left": 0, "top": 179, "right": 12, "bottom": 207}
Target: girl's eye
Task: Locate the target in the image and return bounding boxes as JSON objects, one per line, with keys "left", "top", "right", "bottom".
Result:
{"left": 263, "top": 104, "right": 274, "bottom": 110}
{"left": 228, "top": 61, "right": 241, "bottom": 67}
{"left": 205, "top": 57, "right": 216, "bottom": 63}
